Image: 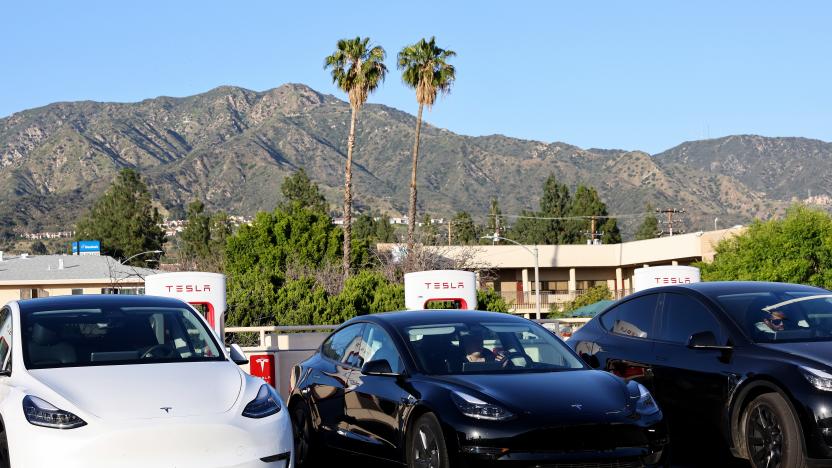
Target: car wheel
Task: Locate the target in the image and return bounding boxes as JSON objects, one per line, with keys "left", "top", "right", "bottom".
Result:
{"left": 743, "top": 393, "right": 807, "bottom": 468}
{"left": 290, "top": 401, "right": 318, "bottom": 468}
{"left": 407, "top": 413, "right": 450, "bottom": 468}
{"left": 0, "top": 428, "right": 9, "bottom": 468}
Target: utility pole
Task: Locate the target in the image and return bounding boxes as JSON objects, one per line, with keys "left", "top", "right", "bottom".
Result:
{"left": 583, "top": 215, "right": 603, "bottom": 245}
{"left": 657, "top": 208, "right": 686, "bottom": 237}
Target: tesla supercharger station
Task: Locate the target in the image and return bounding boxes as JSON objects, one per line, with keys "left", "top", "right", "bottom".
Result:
{"left": 404, "top": 270, "right": 478, "bottom": 310}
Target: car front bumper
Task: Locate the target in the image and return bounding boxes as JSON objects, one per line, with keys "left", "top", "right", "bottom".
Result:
{"left": 452, "top": 416, "right": 668, "bottom": 467}
{"left": 7, "top": 409, "right": 294, "bottom": 468}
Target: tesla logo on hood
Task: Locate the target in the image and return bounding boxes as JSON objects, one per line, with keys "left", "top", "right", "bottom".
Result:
{"left": 571, "top": 404, "right": 583, "bottom": 410}
{"left": 160, "top": 407, "right": 172, "bottom": 413}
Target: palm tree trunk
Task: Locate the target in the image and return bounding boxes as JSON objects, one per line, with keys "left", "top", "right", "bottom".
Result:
{"left": 406, "top": 103, "right": 424, "bottom": 253}
{"left": 343, "top": 106, "right": 358, "bottom": 280}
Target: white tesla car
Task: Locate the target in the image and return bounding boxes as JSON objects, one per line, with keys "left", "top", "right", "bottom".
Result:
{"left": 0, "top": 294, "right": 293, "bottom": 468}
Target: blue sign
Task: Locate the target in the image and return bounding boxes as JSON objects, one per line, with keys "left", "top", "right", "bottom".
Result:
{"left": 72, "top": 240, "right": 101, "bottom": 255}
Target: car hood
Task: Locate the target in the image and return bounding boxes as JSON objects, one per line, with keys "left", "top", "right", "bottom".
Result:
{"left": 28, "top": 361, "right": 243, "bottom": 421}
{"left": 758, "top": 341, "right": 832, "bottom": 368}
{"left": 432, "top": 369, "right": 631, "bottom": 421}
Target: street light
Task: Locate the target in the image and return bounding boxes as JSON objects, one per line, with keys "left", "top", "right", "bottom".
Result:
{"left": 481, "top": 234, "right": 541, "bottom": 319}
{"left": 121, "top": 250, "right": 164, "bottom": 265}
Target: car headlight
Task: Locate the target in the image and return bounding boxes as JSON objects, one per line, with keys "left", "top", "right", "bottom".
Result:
{"left": 451, "top": 391, "right": 513, "bottom": 421}
{"left": 242, "top": 384, "right": 282, "bottom": 418}
{"left": 22, "top": 395, "right": 86, "bottom": 429}
{"left": 631, "top": 382, "right": 660, "bottom": 416}
{"left": 802, "top": 366, "right": 832, "bottom": 391}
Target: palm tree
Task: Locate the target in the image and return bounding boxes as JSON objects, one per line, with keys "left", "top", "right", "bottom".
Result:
{"left": 398, "top": 37, "right": 456, "bottom": 252}
{"left": 324, "top": 37, "right": 387, "bottom": 279}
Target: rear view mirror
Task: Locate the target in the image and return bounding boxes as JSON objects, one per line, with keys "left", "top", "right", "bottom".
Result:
{"left": 687, "top": 331, "right": 732, "bottom": 351}
{"left": 361, "top": 359, "right": 398, "bottom": 376}
{"left": 229, "top": 343, "right": 249, "bottom": 365}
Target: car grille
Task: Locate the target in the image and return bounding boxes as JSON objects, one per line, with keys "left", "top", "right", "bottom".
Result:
{"left": 514, "top": 424, "right": 649, "bottom": 452}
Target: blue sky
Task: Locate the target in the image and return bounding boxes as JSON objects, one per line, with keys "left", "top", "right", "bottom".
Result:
{"left": 1, "top": 1, "right": 829, "bottom": 153}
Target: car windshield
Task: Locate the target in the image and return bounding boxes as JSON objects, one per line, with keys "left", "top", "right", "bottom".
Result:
{"left": 716, "top": 292, "right": 832, "bottom": 343}
{"left": 21, "top": 305, "right": 224, "bottom": 369}
{"left": 402, "top": 320, "right": 584, "bottom": 375}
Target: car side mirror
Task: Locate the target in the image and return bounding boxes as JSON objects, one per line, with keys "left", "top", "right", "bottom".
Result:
{"left": 228, "top": 343, "right": 249, "bottom": 365}
{"left": 361, "top": 359, "right": 398, "bottom": 376}
{"left": 687, "top": 331, "right": 733, "bottom": 351}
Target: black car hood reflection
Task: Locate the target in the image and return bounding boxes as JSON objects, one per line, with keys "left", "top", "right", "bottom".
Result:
{"left": 758, "top": 340, "right": 832, "bottom": 367}
{"left": 429, "top": 369, "right": 631, "bottom": 420}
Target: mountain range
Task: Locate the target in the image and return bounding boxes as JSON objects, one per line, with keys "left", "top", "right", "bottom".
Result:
{"left": 1, "top": 83, "right": 827, "bottom": 239}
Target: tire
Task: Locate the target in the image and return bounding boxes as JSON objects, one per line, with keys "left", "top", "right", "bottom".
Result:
{"left": 0, "top": 429, "right": 9, "bottom": 468}
{"left": 743, "top": 393, "right": 807, "bottom": 468}
{"left": 407, "top": 413, "right": 451, "bottom": 468}
{"left": 290, "top": 401, "right": 319, "bottom": 468}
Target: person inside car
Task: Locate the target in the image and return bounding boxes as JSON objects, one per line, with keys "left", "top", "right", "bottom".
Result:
{"left": 460, "top": 330, "right": 498, "bottom": 363}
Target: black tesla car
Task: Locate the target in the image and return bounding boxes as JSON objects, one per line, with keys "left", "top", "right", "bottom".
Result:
{"left": 288, "top": 310, "right": 667, "bottom": 467}
{"left": 569, "top": 281, "right": 832, "bottom": 468}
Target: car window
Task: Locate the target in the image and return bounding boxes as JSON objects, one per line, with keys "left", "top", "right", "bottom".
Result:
{"left": 658, "top": 293, "right": 725, "bottom": 345}
{"left": 321, "top": 324, "right": 365, "bottom": 367}
{"left": 357, "top": 324, "right": 404, "bottom": 373}
{"left": 20, "top": 305, "right": 223, "bottom": 369}
{"left": 0, "top": 307, "right": 10, "bottom": 373}
{"left": 403, "top": 321, "right": 584, "bottom": 375}
{"left": 599, "top": 294, "right": 659, "bottom": 339}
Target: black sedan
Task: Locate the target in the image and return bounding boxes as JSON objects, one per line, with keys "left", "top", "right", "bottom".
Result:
{"left": 569, "top": 281, "right": 832, "bottom": 468}
{"left": 288, "top": 310, "right": 668, "bottom": 467}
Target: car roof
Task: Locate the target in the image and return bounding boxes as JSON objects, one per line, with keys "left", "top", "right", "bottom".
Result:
{"left": 15, "top": 294, "right": 190, "bottom": 313}
{"left": 646, "top": 281, "right": 829, "bottom": 299}
{"left": 345, "top": 310, "right": 529, "bottom": 328}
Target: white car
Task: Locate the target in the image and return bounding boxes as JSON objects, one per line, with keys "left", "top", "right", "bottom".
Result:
{"left": 0, "top": 294, "right": 293, "bottom": 468}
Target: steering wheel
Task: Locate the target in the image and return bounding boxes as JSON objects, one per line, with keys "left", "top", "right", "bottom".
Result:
{"left": 500, "top": 351, "right": 534, "bottom": 369}
{"left": 141, "top": 343, "right": 175, "bottom": 359}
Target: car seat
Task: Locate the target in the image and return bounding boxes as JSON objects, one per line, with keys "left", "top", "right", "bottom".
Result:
{"left": 28, "top": 322, "right": 77, "bottom": 366}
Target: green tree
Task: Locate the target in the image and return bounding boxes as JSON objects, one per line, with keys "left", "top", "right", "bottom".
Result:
{"left": 450, "top": 211, "right": 479, "bottom": 245}
{"left": 477, "top": 287, "right": 510, "bottom": 312}
{"left": 180, "top": 201, "right": 231, "bottom": 272}
{"left": 274, "top": 278, "right": 331, "bottom": 326}
{"left": 398, "top": 37, "right": 456, "bottom": 253}
{"left": 325, "top": 37, "right": 387, "bottom": 280}
{"left": 280, "top": 169, "right": 328, "bottom": 213}
{"left": 567, "top": 185, "right": 621, "bottom": 244}
{"left": 323, "top": 271, "right": 402, "bottom": 324}
{"left": 224, "top": 207, "right": 343, "bottom": 325}
{"left": 353, "top": 213, "right": 397, "bottom": 245}
{"left": 509, "top": 175, "right": 572, "bottom": 244}
{"left": 699, "top": 205, "right": 832, "bottom": 287}
{"left": 555, "top": 284, "right": 612, "bottom": 317}
{"left": 75, "top": 168, "right": 165, "bottom": 264}
{"left": 635, "top": 204, "right": 659, "bottom": 240}
{"left": 30, "top": 240, "right": 48, "bottom": 255}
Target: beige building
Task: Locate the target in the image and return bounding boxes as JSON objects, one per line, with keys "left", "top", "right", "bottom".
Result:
{"left": 0, "top": 253, "right": 156, "bottom": 304}
{"left": 413, "top": 227, "right": 744, "bottom": 316}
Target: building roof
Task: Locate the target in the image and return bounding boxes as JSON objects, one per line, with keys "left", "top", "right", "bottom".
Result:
{"left": 379, "top": 226, "right": 746, "bottom": 270}
{"left": 0, "top": 254, "right": 156, "bottom": 286}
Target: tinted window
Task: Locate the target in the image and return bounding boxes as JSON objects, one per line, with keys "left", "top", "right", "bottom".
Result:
{"left": 21, "top": 305, "right": 223, "bottom": 369}
{"left": 403, "top": 320, "right": 584, "bottom": 375}
{"left": 658, "top": 293, "right": 724, "bottom": 345}
{"left": 716, "top": 291, "right": 832, "bottom": 343}
{"left": 321, "top": 324, "right": 365, "bottom": 366}
{"left": 357, "top": 324, "right": 404, "bottom": 373}
{"left": 600, "top": 294, "right": 659, "bottom": 339}
{"left": 0, "top": 307, "right": 10, "bottom": 372}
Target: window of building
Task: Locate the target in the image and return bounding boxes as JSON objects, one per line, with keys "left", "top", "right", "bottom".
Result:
{"left": 71, "top": 289, "right": 84, "bottom": 295}
{"left": 544, "top": 281, "right": 569, "bottom": 294}
{"left": 19, "top": 288, "right": 48, "bottom": 299}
